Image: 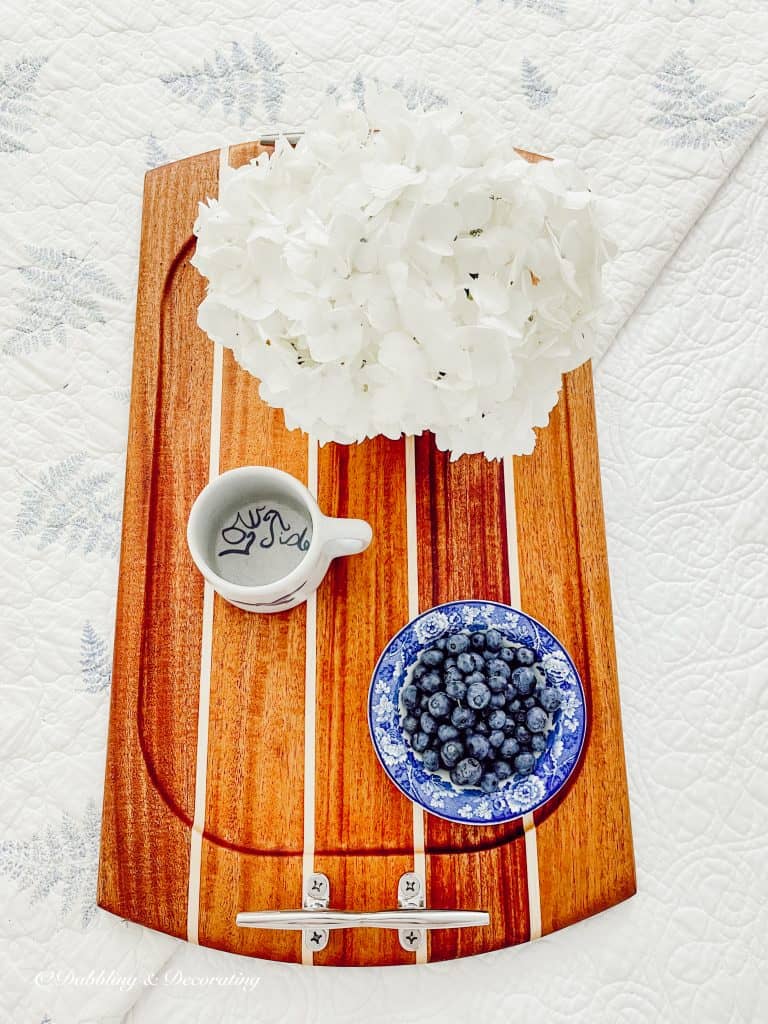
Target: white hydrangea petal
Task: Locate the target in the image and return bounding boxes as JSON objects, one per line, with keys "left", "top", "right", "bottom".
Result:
{"left": 192, "top": 88, "right": 613, "bottom": 459}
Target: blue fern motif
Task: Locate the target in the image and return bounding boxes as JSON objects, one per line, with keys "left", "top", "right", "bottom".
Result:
{"left": 145, "top": 133, "right": 169, "bottom": 168}
{"left": 4, "top": 246, "right": 124, "bottom": 357}
{"left": 0, "top": 801, "right": 100, "bottom": 928}
{"left": 331, "top": 73, "right": 446, "bottom": 112}
{"left": 161, "top": 35, "right": 285, "bottom": 126}
{"left": 15, "top": 453, "right": 122, "bottom": 557}
{"left": 80, "top": 621, "right": 112, "bottom": 693}
{"left": 521, "top": 58, "right": 556, "bottom": 109}
{"left": 505, "top": 0, "right": 566, "bottom": 18}
{"left": 0, "top": 56, "right": 47, "bottom": 153}
{"left": 649, "top": 52, "right": 753, "bottom": 149}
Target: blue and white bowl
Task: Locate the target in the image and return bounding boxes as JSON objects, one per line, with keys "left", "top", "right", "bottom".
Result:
{"left": 367, "top": 600, "right": 587, "bottom": 826}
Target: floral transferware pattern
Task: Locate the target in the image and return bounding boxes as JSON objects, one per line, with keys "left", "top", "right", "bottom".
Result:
{"left": 368, "top": 600, "right": 586, "bottom": 825}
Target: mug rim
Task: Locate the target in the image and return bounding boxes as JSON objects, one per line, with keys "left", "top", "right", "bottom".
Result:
{"left": 187, "top": 465, "right": 321, "bottom": 597}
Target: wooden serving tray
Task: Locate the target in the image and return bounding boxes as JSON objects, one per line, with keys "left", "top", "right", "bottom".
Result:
{"left": 97, "top": 142, "right": 636, "bottom": 966}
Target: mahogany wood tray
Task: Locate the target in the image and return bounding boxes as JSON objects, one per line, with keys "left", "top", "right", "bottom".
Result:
{"left": 97, "top": 141, "right": 636, "bottom": 966}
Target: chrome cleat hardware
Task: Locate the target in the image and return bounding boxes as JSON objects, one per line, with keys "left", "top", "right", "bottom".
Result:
{"left": 235, "top": 870, "right": 489, "bottom": 954}
{"left": 397, "top": 872, "right": 425, "bottom": 952}
{"left": 302, "top": 872, "right": 330, "bottom": 952}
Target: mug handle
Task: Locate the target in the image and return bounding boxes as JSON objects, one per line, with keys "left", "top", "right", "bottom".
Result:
{"left": 320, "top": 515, "right": 373, "bottom": 559}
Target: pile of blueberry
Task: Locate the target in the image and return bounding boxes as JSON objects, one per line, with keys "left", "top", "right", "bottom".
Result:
{"left": 400, "top": 628, "right": 560, "bottom": 794}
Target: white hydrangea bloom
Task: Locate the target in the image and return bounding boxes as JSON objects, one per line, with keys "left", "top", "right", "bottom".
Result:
{"left": 193, "top": 87, "right": 613, "bottom": 460}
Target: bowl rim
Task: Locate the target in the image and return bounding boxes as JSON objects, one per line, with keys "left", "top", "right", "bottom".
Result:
{"left": 367, "top": 599, "right": 588, "bottom": 826}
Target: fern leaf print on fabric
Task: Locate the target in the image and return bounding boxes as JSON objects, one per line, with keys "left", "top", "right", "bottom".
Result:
{"left": 80, "top": 621, "right": 112, "bottom": 693}
{"left": 4, "top": 246, "right": 124, "bottom": 357}
{"left": 0, "top": 56, "right": 47, "bottom": 153}
{"left": 649, "top": 52, "right": 753, "bottom": 149}
{"left": 162, "top": 35, "right": 285, "bottom": 125}
{"left": 145, "top": 133, "right": 169, "bottom": 168}
{"left": 0, "top": 801, "right": 100, "bottom": 928}
{"left": 505, "top": 0, "right": 566, "bottom": 19}
{"left": 332, "top": 73, "right": 446, "bottom": 112}
{"left": 15, "top": 453, "right": 122, "bottom": 557}
{"left": 521, "top": 58, "right": 556, "bottom": 109}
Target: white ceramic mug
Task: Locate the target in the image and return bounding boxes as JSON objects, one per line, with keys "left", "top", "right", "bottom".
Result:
{"left": 187, "top": 466, "right": 372, "bottom": 612}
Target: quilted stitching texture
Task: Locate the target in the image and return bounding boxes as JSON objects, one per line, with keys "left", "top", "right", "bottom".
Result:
{"left": 1, "top": 3, "right": 767, "bottom": 1021}
{"left": 125, "top": 118, "right": 768, "bottom": 1024}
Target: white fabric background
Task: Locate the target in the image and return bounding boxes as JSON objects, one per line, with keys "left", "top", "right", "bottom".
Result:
{"left": 1, "top": 3, "right": 767, "bottom": 1022}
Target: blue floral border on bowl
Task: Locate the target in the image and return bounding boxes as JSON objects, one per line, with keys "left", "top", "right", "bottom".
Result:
{"left": 367, "top": 601, "right": 587, "bottom": 826}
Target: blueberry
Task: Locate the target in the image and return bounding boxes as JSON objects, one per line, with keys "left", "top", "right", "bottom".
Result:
{"left": 443, "top": 666, "right": 464, "bottom": 689}
{"left": 511, "top": 667, "right": 536, "bottom": 696}
{"left": 458, "top": 652, "right": 485, "bottom": 674}
{"left": 402, "top": 714, "right": 419, "bottom": 733}
{"left": 485, "top": 628, "right": 503, "bottom": 651}
{"left": 531, "top": 733, "right": 548, "bottom": 753}
{"left": 466, "top": 734, "right": 490, "bottom": 760}
{"left": 489, "top": 729, "right": 505, "bottom": 748}
{"left": 422, "top": 648, "right": 444, "bottom": 667}
{"left": 514, "top": 752, "right": 536, "bottom": 775}
{"left": 487, "top": 674, "right": 507, "bottom": 693}
{"left": 501, "top": 737, "right": 519, "bottom": 759}
{"left": 470, "top": 632, "right": 486, "bottom": 651}
{"left": 443, "top": 656, "right": 457, "bottom": 671}
{"left": 434, "top": 638, "right": 448, "bottom": 651}
{"left": 515, "top": 725, "right": 531, "bottom": 745}
{"left": 498, "top": 647, "right": 516, "bottom": 664}
{"left": 526, "top": 706, "right": 548, "bottom": 733}
{"left": 486, "top": 659, "right": 511, "bottom": 679}
{"left": 489, "top": 693, "right": 507, "bottom": 709}
{"left": 422, "top": 748, "right": 440, "bottom": 771}
{"left": 420, "top": 711, "right": 438, "bottom": 735}
{"left": 445, "top": 678, "right": 467, "bottom": 701}
{"left": 402, "top": 684, "right": 420, "bottom": 709}
{"left": 446, "top": 633, "right": 470, "bottom": 655}
{"left": 451, "top": 756, "right": 483, "bottom": 787}
{"left": 420, "top": 695, "right": 431, "bottom": 710}
{"left": 473, "top": 719, "right": 490, "bottom": 736}
{"left": 456, "top": 653, "right": 474, "bottom": 674}
{"left": 451, "top": 706, "right": 476, "bottom": 730}
{"left": 482, "top": 647, "right": 498, "bottom": 662}
{"left": 428, "top": 692, "right": 452, "bottom": 719}
{"left": 412, "top": 663, "right": 427, "bottom": 681}
{"left": 487, "top": 709, "right": 506, "bottom": 730}
{"left": 503, "top": 716, "right": 517, "bottom": 735}
{"left": 420, "top": 672, "right": 443, "bottom": 694}
{"left": 516, "top": 646, "right": 536, "bottom": 667}
{"left": 480, "top": 773, "right": 499, "bottom": 793}
{"left": 440, "top": 739, "right": 464, "bottom": 768}
{"left": 438, "top": 723, "right": 459, "bottom": 742}
{"left": 514, "top": 710, "right": 528, "bottom": 724}
{"left": 494, "top": 759, "right": 513, "bottom": 780}
{"left": 467, "top": 681, "right": 491, "bottom": 710}
{"left": 508, "top": 696, "right": 522, "bottom": 710}
{"left": 539, "top": 688, "right": 561, "bottom": 712}
{"left": 465, "top": 671, "right": 487, "bottom": 690}
{"left": 412, "top": 731, "right": 430, "bottom": 752}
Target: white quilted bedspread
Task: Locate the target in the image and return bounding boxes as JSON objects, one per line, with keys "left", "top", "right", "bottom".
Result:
{"left": 1, "top": 3, "right": 767, "bottom": 1022}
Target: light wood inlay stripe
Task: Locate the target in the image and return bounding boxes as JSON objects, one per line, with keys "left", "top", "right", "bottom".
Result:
{"left": 185, "top": 150, "right": 225, "bottom": 945}
{"left": 405, "top": 435, "right": 427, "bottom": 963}
{"left": 504, "top": 455, "right": 542, "bottom": 941}
{"left": 302, "top": 437, "right": 319, "bottom": 965}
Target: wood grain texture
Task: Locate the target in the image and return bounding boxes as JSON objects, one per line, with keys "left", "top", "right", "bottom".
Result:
{"left": 198, "top": 350, "right": 307, "bottom": 961}
{"left": 99, "top": 142, "right": 635, "bottom": 965}
{"left": 313, "top": 437, "right": 414, "bottom": 965}
{"left": 414, "top": 438, "right": 530, "bottom": 957}
{"left": 97, "top": 150, "right": 220, "bottom": 936}
{"left": 517, "top": 364, "right": 636, "bottom": 933}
